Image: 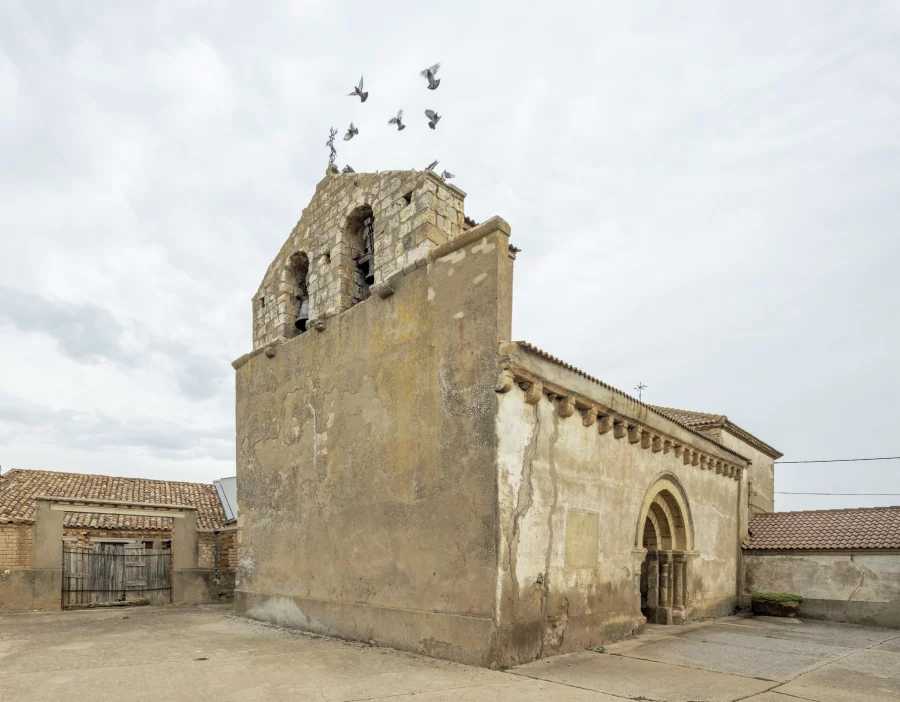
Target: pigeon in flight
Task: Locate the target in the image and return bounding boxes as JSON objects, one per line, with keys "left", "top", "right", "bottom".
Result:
{"left": 440, "top": 170, "right": 454, "bottom": 181}
{"left": 425, "top": 110, "right": 441, "bottom": 130}
{"left": 420, "top": 63, "right": 441, "bottom": 90}
{"left": 348, "top": 76, "right": 368, "bottom": 102}
{"left": 425, "top": 160, "right": 439, "bottom": 172}
{"left": 388, "top": 110, "right": 406, "bottom": 131}
{"left": 343, "top": 122, "right": 358, "bottom": 141}
{"left": 342, "top": 165, "right": 355, "bottom": 173}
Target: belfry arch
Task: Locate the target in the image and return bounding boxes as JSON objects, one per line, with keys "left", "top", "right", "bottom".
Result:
{"left": 635, "top": 476, "right": 695, "bottom": 625}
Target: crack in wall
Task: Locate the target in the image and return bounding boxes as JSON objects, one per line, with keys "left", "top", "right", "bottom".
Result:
{"left": 844, "top": 555, "right": 874, "bottom": 614}
{"left": 506, "top": 401, "right": 541, "bottom": 609}
{"left": 542, "top": 411, "right": 560, "bottom": 614}
{"left": 540, "top": 412, "right": 566, "bottom": 656}
{"left": 307, "top": 398, "right": 318, "bottom": 475}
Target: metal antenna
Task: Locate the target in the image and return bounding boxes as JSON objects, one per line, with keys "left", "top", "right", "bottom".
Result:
{"left": 326, "top": 127, "right": 338, "bottom": 165}
{"left": 635, "top": 382, "right": 647, "bottom": 401}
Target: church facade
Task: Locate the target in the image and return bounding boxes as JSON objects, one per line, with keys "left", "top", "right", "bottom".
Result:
{"left": 232, "top": 166, "right": 780, "bottom": 667}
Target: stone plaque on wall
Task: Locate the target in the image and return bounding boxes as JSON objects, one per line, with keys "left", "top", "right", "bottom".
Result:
{"left": 565, "top": 510, "right": 599, "bottom": 568}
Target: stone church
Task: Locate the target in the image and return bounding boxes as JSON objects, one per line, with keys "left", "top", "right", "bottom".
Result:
{"left": 232, "top": 166, "right": 781, "bottom": 667}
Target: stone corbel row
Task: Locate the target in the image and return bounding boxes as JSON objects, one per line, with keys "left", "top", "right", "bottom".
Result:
{"left": 496, "top": 367, "right": 744, "bottom": 481}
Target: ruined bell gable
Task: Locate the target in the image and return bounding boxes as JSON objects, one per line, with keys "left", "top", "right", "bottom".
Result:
{"left": 251, "top": 167, "right": 468, "bottom": 349}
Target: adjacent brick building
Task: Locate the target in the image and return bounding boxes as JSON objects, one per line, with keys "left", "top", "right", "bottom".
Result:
{"left": 0, "top": 468, "right": 237, "bottom": 609}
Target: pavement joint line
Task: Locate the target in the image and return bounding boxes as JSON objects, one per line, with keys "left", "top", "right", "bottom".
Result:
{"left": 605, "top": 644, "right": 787, "bottom": 684}
{"left": 340, "top": 677, "right": 535, "bottom": 702}
{"left": 685, "top": 628, "right": 869, "bottom": 681}
{"left": 505, "top": 669, "right": 680, "bottom": 702}
{"left": 510, "top": 652, "right": 783, "bottom": 692}
{"left": 759, "top": 686, "right": 824, "bottom": 702}
{"left": 665, "top": 625, "right": 858, "bottom": 654}
{"left": 732, "top": 685, "right": 786, "bottom": 702}
{"left": 736, "top": 625, "right": 900, "bottom": 702}
{"left": 718, "top": 620, "right": 900, "bottom": 650}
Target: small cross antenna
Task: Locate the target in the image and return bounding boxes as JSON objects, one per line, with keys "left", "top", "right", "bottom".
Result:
{"left": 634, "top": 382, "right": 647, "bottom": 401}
{"left": 326, "top": 127, "right": 338, "bottom": 165}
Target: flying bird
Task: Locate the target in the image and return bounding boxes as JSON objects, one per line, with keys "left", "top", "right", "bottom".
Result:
{"left": 388, "top": 110, "right": 406, "bottom": 131}
{"left": 420, "top": 63, "right": 441, "bottom": 90}
{"left": 440, "top": 170, "right": 454, "bottom": 181}
{"left": 342, "top": 165, "right": 355, "bottom": 173}
{"left": 343, "top": 122, "right": 358, "bottom": 141}
{"left": 425, "top": 160, "right": 439, "bottom": 171}
{"left": 425, "top": 109, "right": 441, "bottom": 129}
{"left": 348, "top": 76, "right": 368, "bottom": 102}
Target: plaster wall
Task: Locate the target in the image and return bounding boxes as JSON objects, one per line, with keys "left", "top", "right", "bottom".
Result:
{"left": 495, "top": 387, "right": 744, "bottom": 665}
{"left": 706, "top": 427, "right": 776, "bottom": 519}
{"left": 235, "top": 219, "right": 514, "bottom": 666}
{"left": 743, "top": 551, "right": 900, "bottom": 628}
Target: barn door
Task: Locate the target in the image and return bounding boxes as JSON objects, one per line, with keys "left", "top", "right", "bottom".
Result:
{"left": 62, "top": 544, "right": 171, "bottom": 608}
{"left": 124, "top": 545, "right": 147, "bottom": 601}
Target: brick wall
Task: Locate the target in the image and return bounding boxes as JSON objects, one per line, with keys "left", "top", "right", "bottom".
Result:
{"left": 199, "top": 530, "right": 237, "bottom": 573}
{"left": 0, "top": 523, "right": 33, "bottom": 570}
{"left": 63, "top": 528, "right": 169, "bottom": 548}
{"left": 1, "top": 524, "right": 237, "bottom": 573}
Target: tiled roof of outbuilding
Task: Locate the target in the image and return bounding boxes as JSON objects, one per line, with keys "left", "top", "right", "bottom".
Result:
{"left": 746, "top": 507, "right": 900, "bottom": 550}
{"left": 0, "top": 469, "right": 228, "bottom": 532}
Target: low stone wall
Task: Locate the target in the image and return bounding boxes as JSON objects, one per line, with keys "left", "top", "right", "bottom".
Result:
{"left": 742, "top": 551, "right": 900, "bottom": 628}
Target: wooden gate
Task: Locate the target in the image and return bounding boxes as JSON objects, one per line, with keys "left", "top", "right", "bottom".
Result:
{"left": 62, "top": 544, "right": 171, "bottom": 608}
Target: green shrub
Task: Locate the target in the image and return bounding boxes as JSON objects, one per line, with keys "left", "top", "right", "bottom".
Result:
{"left": 752, "top": 592, "right": 804, "bottom": 603}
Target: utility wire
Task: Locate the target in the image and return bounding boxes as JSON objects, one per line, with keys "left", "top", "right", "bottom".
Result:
{"left": 775, "top": 492, "right": 900, "bottom": 496}
{"left": 776, "top": 456, "right": 900, "bottom": 464}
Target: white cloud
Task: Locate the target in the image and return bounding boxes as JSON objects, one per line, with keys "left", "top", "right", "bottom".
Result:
{"left": 0, "top": 1, "right": 898, "bottom": 510}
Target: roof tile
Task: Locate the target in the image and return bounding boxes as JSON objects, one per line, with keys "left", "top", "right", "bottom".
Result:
{"left": 746, "top": 507, "right": 900, "bottom": 550}
{"left": 0, "top": 469, "right": 227, "bottom": 532}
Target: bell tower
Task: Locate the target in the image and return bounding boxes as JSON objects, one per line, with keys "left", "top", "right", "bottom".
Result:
{"left": 250, "top": 167, "right": 470, "bottom": 349}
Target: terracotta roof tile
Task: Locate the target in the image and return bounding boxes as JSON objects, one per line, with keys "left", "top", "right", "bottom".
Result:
{"left": 651, "top": 405, "right": 782, "bottom": 460}
{"left": 0, "top": 469, "right": 227, "bottom": 532}
{"left": 746, "top": 507, "right": 900, "bottom": 550}
{"left": 650, "top": 406, "right": 726, "bottom": 429}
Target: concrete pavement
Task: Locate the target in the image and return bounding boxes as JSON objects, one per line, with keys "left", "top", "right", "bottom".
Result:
{"left": 1, "top": 605, "right": 897, "bottom": 700}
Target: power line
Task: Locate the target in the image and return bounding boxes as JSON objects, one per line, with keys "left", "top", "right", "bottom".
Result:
{"left": 776, "top": 492, "right": 900, "bottom": 496}
{"left": 776, "top": 456, "right": 900, "bottom": 464}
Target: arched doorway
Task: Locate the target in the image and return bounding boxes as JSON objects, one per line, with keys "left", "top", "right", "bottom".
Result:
{"left": 635, "top": 476, "right": 694, "bottom": 625}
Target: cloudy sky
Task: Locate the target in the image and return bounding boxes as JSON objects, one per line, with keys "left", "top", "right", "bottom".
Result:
{"left": 1, "top": 2, "right": 898, "bottom": 512}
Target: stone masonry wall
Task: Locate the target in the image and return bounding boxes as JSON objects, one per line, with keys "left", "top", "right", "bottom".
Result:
{"left": 252, "top": 168, "right": 468, "bottom": 349}
{"left": 0, "top": 523, "right": 32, "bottom": 570}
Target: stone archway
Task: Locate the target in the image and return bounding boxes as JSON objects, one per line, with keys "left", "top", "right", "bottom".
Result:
{"left": 634, "top": 476, "right": 694, "bottom": 625}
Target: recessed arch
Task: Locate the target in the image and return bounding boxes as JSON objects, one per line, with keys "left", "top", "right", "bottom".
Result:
{"left": 288, "top": 251, "right": 310, "bottom": 333}
{"left": 643, "top": 510, "right": 661, "bottom": 550}
{"left": 635, "top": 474, "right": 694, "bottom": 552}
{"left": 648, "top": 501, "right": 672, "bottom": 549}
{"left": 343, "top": 204, "right": 375, "bottom": 305}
